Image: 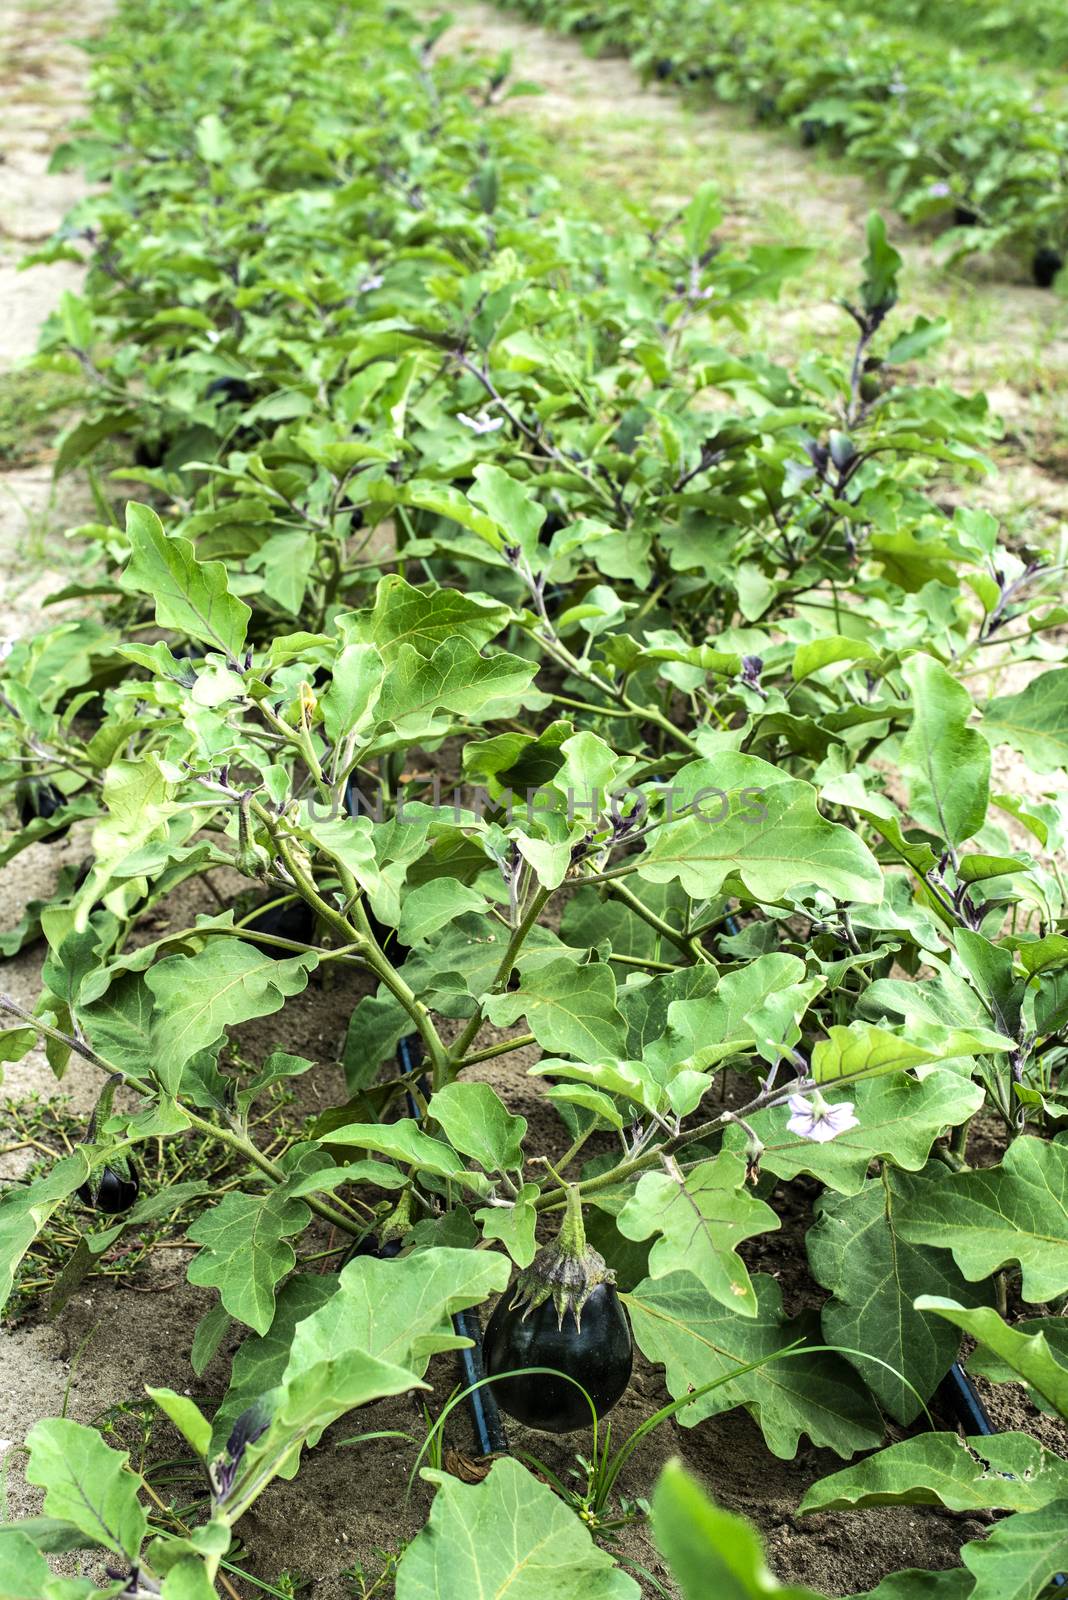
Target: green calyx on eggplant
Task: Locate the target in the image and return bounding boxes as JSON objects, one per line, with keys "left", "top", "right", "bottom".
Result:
{"left": 78, "top": 1157, "right": 140, "bottom": 1215}
{"left": 484, "top": 1185, "right": 633, "bottom": 1433}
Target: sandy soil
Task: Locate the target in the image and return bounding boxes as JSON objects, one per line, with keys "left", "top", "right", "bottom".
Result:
{"left": 1, "top": 3, "right": 1065, "bottom": 1598}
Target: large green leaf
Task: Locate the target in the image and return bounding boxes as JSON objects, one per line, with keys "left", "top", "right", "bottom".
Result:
{"left": 186, "top": 1190, "right": 310, "bottom": 1333}
{"left": 962, "top": 1502, "right": 1068, "bottom": 1600}
{"left": 637, "top": 756, "right": 883, "bottom": 905}
{"left": 0, "top": 1152, "right": 91, "bottom": 1313}
{"left": 893, "top": 1139, "right": 1068, "bottom": 1302}
{"left": 899, "top": 654, "right": 990, "bottom": 845}
{"left": 23, "top": 1418, "right": 147, "bottom": 1560}
{"left": 374, "top": 636, "right": 535, "bottom": 732}
{"left": 810, "top": 1021, "right": 1012, "bottom": 1085}
{"left": 395, "top": 1458, "right": 638, "bottom": 1599}
{"left": 119, "top": 502, "right": 250, "bottom": 661}
{"left": 351, "top": 574, "right": 511, "bottom": 661}
{"left": 983, "top": 668, "right": 1068, "bottom": 775}
{"left": 145, "top": 942, "right": 317, "bottom": 1093}
{"left": 801, "top": 1431, "right": 1068, "bottom": 1515}
{"left": 722, "top": 1071, "right": 983, "bottom": 1195}
{"left": 625, "top": 1272, "right": 883, "bottom": 1459}
{"left": 616, "top": 1151, "right": 779, "bottom": 1317}
{"left": 210, "top": 1274, "right": 337, "bottom": 1453}
{"left": 483, "top": 957, "right": 628, "bottom": 1060}
{"left": 808, "top": 1176, "right": 993, "bottom": 1422}
{"left": 651, "top": 1460, "right": 823, "bottom": 1600}
{"left": 269, "top": 1248, "right": 509, "bottom": 1448}
{"left": 914, "top": 1299, "right": 1068, "bottom": 1416}
{"left": 317, "top": 1119, "right": 491, "bottom": 1194}
{"left": 966, "top": 1315, "right": 1068, "bottom": 1414}
{"left": 426, "top": 1081, "right": 526, "bottom": 1174}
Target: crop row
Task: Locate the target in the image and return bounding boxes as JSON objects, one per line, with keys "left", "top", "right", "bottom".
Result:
{"left": 855, "top": 0, "right": 1068, "bottom": 70}
{"left": 1, "top": 0, "right": 1067, "bottom": 1596}
{"left": 496, "top": 0, "right": 1068, "bottom": 278}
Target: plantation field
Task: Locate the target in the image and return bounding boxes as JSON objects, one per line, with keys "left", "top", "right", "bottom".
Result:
{"left": 1, "top": 0, "right": 1067, "bottom": 1598}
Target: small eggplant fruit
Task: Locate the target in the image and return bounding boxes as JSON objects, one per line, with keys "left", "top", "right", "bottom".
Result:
{"left": 78, "top": 1159, "right": 140, "bottom": 1216}
{"left": 16, "top": 779, "right": 68, "bottom": 831}
{"left": 204, "top": 376, "right": 253, "bottom": 405}
{"left": 243, "top": 897, "right": 317, "bottom": 955}
{"left": 1033, "top": 246, "right": 1064, "bottom": 289}
{"left": 953, "top": 204, "right": 979, "bottom": 228}
{"left": 484, "top": 1186, "right": 633, "bottom": 1433}
{"left": 800, "top": 118, "right": 824, "bottom": 148}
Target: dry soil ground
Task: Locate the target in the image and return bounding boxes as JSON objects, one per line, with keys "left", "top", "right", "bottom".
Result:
{"left": 0, "top": 3, "right": 1065, "bottom": 1598}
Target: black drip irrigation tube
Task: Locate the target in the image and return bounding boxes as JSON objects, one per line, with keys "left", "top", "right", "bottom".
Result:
{"left": 395, "top": 1033, "right": 509, "bottom": 1459}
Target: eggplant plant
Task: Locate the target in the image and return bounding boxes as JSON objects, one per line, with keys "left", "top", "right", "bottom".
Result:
{"left": 0, "top": 0, "right": 1066, "bottom": 1597}
{"left": 501, "top": 0, "right": 1068, "bottom": 271}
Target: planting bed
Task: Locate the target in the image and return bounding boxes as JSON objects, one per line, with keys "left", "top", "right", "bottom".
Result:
{"left": 0, "top": 2, "right": 1067, "bottom": 1599}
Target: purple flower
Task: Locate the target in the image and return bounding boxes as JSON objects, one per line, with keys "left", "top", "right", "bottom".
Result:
{"left": 786, "top": 1091, "right": 858, "bottom": 1143}
{"left": 457, "top": 410, "right": 505, "bottom": 435}
{"left": 928, "top": 181, "right": 951, "bottom": 199}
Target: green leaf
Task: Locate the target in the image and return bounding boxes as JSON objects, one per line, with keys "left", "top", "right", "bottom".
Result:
{"left": 119, "top": 503, "right": 250, "bottom": 661}
{"left": 475, "top": 1182, "right": 540, "bottom": 1267}
{"left": 483, "top": 957, "right": 627, "bottom": 1060}
{"left": 652, "top": 1460, "right": 822, "bottom": 1600}
{"left": 469, "top": 463, "right": 546, "bottom": 559}
{"left": 722, "top": 1071, "right": 984, "bottom": 1195}
{"left": 210, "top": 1274, "right": 336, "bottom": 1452}
{"left": 0, "top": 1152, "right": 91, "bottom": 1312}
{"left": 616, "top": 1151, "right": 779, "bottom": 1317}
{"left": 966, "top": 1316, "right": 1068, "bottom": 1414}
{"left": 626, "top": 1272, "right": 882, "bottom": 1459}
{"left": 320, "top": 642, "right": 384, "bottom": 744}
{"left": 637, "top": 756, "right": 882, "bottom": 905}
{"left": 23, "top": 1418, "right": 147, "bottom": 1560}
{"left": 426, "top": 1081, "right": 526, "bottom": 1173}
{"left": 811, "top": 1021, "right": 1012, "bottom": 1085}
{"left": 270, "top": 1248, "right": 509, "bottom": 1450}
{"left": 962, "top": 1502, "right": 1068, "bottom": 1600}
{"left": 983, "top": 669, "right": 1068, "bottom": 775}
{"left": 146, "top": 943, "right": 316, "bottom": 1094}
{"left": 186, "top": 1190, "right": 310, "bottom": 1333}
{"left": 894, "top": 1139, "right": 1068, "bottom": 1302}
{"left": 801, "top": 1431, "right": 1068, "bottom": 1515}
{"left": 145, "top": 1388, "right": 213, "bottom": 1460}
{"left": 900, "top": 655, "right": 990, "bottom": 846}
{"left": 395, "top": 1458, "right": 638, "bottom": 1599}
{"left": 914, "top": 1299, "right": 1068, "bottom": 1416}
{"left": 352, "top": 575, "right": 511, "bottom": 661}
{"left": 792, "top": 636, "right": 877, "bottom": 683}
{"left": 374, "top": 637, "right": 535, "bottom": 732}
{"left": 397, "top": 879, "right": 489, "bottom": 947}
{"left": 808, "top": 1177, "right": 993, "bottom": 1423}
{"left": 317, "top": 1120, "right": 491, "bottom": 1194}
{"left": 0, "top": 1530, "right": 51, "bottom": 1598}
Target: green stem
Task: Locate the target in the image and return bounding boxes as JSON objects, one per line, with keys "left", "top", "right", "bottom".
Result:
{"left": 556, "top": 1184, "right": 587, "bottom": 1258}
{"left": 607, "top": 879, "right": 709, "bottom": 964}
{"left": 446, "top": 885, "right": 552, "bottom": 1074}
{"left": 0, "top": 997, "right": 368, "bottom": 1237}
{"left": 455, "top": 1032, "right": 537, "bottom": 1067}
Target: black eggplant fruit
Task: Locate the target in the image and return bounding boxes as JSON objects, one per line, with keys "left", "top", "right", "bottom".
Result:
{"left": 203, "top": 376, "right": 253, "bottom": 405}
{"left": 800, "top": 118, "right": 824, "bottom": 147}
{"left": 1033, "top": 247, "right": 1064, "bottom": 289}
{"left": 242, "top": 897, "right": 317, "bottom": 955}
{"left": 484, "top": 1186, "right": 633, "bottom": 1433}
{"left": 16, "top": 779, "right": 69, "bottom": 834}
{"left": 953, "top": 205, "right": 980, "bottom": 227}
{"left": 78, "top": 1158, "right": 139, "bottom": 1216}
